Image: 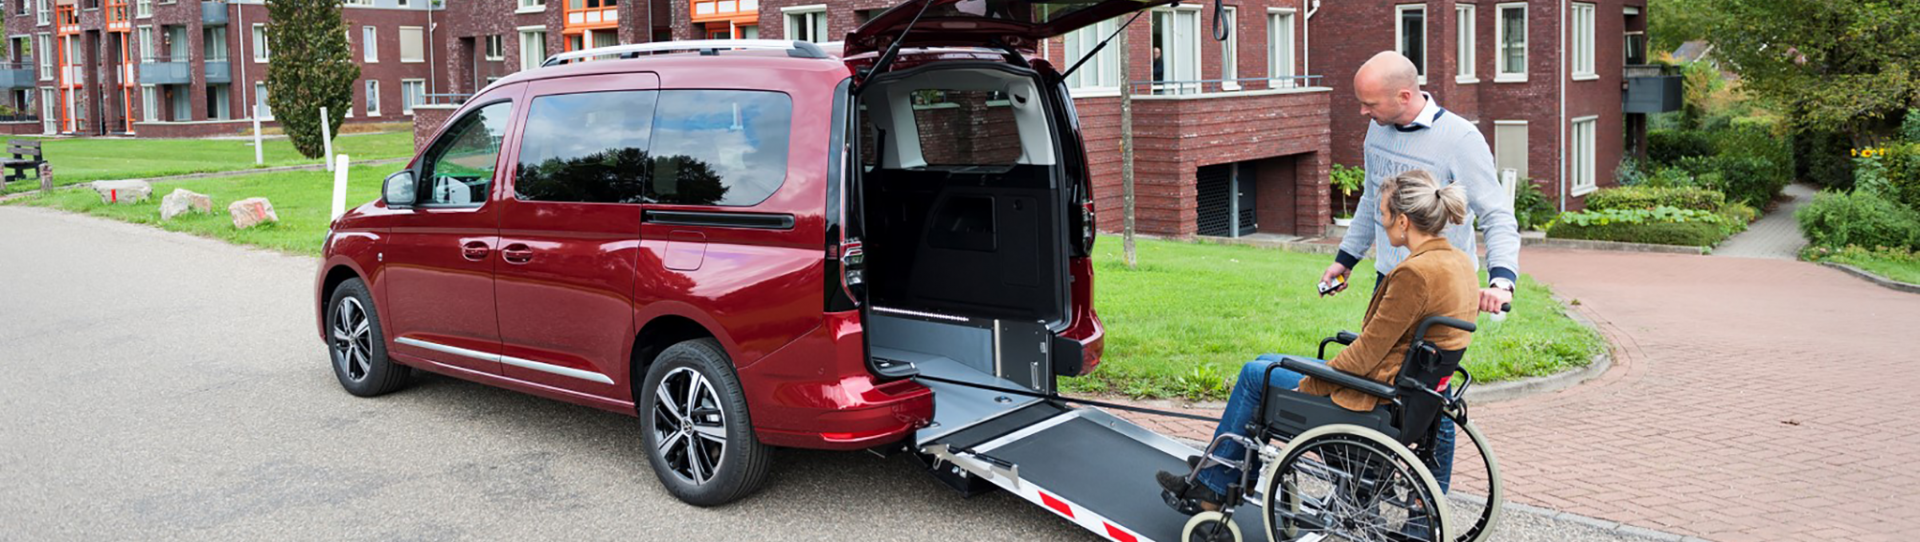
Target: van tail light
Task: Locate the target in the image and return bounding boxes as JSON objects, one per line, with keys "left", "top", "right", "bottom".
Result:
{"left": 1080, "top": 199, "right": 1096, "bottom": 252}
{"left": 840, "top": 238, "right": 866, "bottom": 302}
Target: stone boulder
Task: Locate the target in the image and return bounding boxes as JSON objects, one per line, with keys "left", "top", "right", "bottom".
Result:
{"left": 159, "top": 189, "right": 214, "bottom": 221}
{"left": 92, "top": 180, "right": 152, "bottom": 204}
{"left": 228, "top": 197, "right": 279, "bottom": 229}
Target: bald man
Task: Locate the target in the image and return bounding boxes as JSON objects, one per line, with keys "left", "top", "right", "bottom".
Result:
{"left": 1320, "top": 51, "right": 1521, "bottom": 493}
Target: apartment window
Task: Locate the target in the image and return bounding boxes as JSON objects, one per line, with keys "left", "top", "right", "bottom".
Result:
{"left": 136, "top": 26, "right": 153, "bottom": 62}
{"left": 1455, "top": 3, "right": 1476, "bottom": 82}
{"left": 203, "top": 26, "right": 227, "bottom": 62}
{"left": 1394, "top": 4, "right": 1426, "bottom": 82}
{"left": 1571, "top": 2, "right": 1595, "bottom": 79}
{"left": 484, "top": 35, "right": 504, "bottom": 61}
{"left": 1267, "top": 9, "right": 1295, "bottom": 87}
{"left": 34, "top": 0, "right": 46, "bottom": 25}
{"left": 39, "top": 88, "right": 53, "bottom": 134}
{"left": 134, "top": 0, "right": 149, "bottom": 17}
{"left": 141, "top": 84, "right": 157, "bottom": 122}
{"left": 13, "top": 0, "right": 23, "bottom": 16}
{"left": 365, "top": 79, "right": 380, "bottom": 116}
{"left": 253, "top": 82, "right": 272, "bottom": 119}
{"left": 399, "top": 26, "right": 424, "bottom": 63}
{"left": 518, "top": 28, "right": 546, "bottom": 71}
{"left": 400, "top": 79, "right": 424, "bottom": 113}
{"left": 1571, "top": 116, "right": 1597, "bottom": 195}
{"left": 1062, "top": 18, "right": 1120, "bottom": 92}
{"left": 517, "top": 0, "right": 543, "bottom": 13}
{"left": 362, "top": 26, "right": 377, "bottom": 62}
{"left": 206, "top": 84, "right": 229, "bottom": 120}
{"left": 1152, "top": 6, "right": 1201, "bottom": 94}
{"left": 1219, "top": 6, "right": 1238, "bottom": 89}
{"left": 35, "top": 34, "right": 48, "bottom": 80}
{"left": 343, "top": 0, "right": 371, "bottom": 5}
{"left": 1496, "top": 3, "right": 1526, "bottom": 81}
{"left": 251, "top": 24, "right": 268, "bottom": 62}
{"left": 783, "top": 6, "right": 826, "bottom": 43}
{"left": 396, "top": 0, "right": 409, "bottom": 7}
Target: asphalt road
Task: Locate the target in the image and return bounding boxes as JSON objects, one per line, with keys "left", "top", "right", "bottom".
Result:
{"left": 0, "top": 206, "right": 1656, "bottom": 542}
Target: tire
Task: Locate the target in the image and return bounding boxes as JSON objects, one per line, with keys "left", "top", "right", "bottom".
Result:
{"left": 327, "top": 278, "right": 411, "bottom": 397}
{"left": 1182, "top": 511, "right": 1243, "bottom": 542}
{"left": 1440, "top": 411, "right": 1504, "bottom": 542}
{"left": 1260, "top": 424, "right": 1452, "bottom": 542}
{"left": 639, "top": 338, "right": 771, "bottom": 507}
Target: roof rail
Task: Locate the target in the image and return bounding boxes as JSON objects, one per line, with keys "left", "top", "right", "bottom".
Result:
{"left": 541, "top": 39, "right": 829, "bottom": 66}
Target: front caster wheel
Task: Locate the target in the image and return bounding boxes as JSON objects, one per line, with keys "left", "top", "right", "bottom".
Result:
{"left": 1183, "top": 511, "right": 1243, "bottom": 542}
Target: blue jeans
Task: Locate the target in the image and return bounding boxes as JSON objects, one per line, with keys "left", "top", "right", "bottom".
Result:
{"left": 1195, "top": 355, "right": 1456, "bottom": 495}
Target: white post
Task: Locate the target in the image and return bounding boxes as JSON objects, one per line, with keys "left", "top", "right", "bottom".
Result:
{"left": 252, "top": 104, "right": 264, "bottom": 165}
{"left": 330, "top": 154, "right": 351, "bottom": 221}
{"left": 321, "top": 106, "right": 334, "bottom": 172}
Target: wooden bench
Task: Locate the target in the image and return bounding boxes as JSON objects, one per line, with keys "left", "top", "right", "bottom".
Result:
{"left": 1, "top": 139, "right": 43, "bottom": 188}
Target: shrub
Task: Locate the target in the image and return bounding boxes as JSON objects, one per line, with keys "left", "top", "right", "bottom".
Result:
{"left": 1512, "top": 180, "right": 1555, "bottom": 231}
{"left": 1903, "top": 109, "right": 1920, "bottom": 144}
{"left": 1642, "top": 166, "right": 1700, "bottom": 188}
{"left": 1793, "top": 130, "right": 1856, "bottom": 190}
{"left": 1672, "top": 155, "right": 1787, "bottom": 208}
{"left": 1548, "top": 206, "right": 1729, "bottom": 246}
{"left": 1879, "top": 142, "right": 1920, "bottom": 212}
{"left": 1795, "top": 190, "right": 1920, "bottom": 250}
{"left": 1712, "top": 124, "right": 1792, "bottom": 174}
{"left": 1615, "top": 157, "right": 1650, "bottom": 186}
{"left": 1720, "top": 201, "right": 1758, "bottom": 229}
{"left": 1585, "top": 186, "right": 1726, "bottom": 212}
{"left": 1648, "top": 130, "right": 1715, "bottom": 165}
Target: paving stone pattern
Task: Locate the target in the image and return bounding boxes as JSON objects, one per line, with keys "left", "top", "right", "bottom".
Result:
{"left": 1112, "top": 248, "right": 1918, "bottom": 541}
{"left": 1712, "top": 183, "right": 1816, "bottom": 260}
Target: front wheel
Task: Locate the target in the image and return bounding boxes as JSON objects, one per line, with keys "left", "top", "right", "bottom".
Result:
{"left": 639, "top": 338, "right": 771, "bottom": 506}
{"left": 1182, "top": 511, "right": 1243, "bottom": 542}
{"left": 326, "top": 278, "right": 411, "bottom": 397}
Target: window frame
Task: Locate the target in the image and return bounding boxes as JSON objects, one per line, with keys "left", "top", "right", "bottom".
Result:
{"left": 134, "top": 0, "right": 149, "bottom": 18}
{"left": 401, "top": 78, "right": 425, "bottom": 114}
{"left": 517, "top": 0, "right": 543, "bottom": 14}
{"left": 1394, "top": 3, "right": 1426, "bottom": 84}
{"left": 1571, "top": 2, "right": 1596, "bottom": 80}
{"left": 484, "top": 35, "right": 504, "bottom": 61}
{"left": 365, "top": 79, "right": 381, "bottom": 117}
{"left": 250, "top": 23, "right": 268, "bottom": 62}
{"left": 781, "top": 5, "right": 827, "bottom": 44}
{"left": 1062, "top": 17, "right": 1120, "bottom": 95}
{"left": 1152, "top": 4, "right": 1203, "bottom": 95}
{"left": 518, "top": 27, "right": 546, "bottom": 71}
{"left": 1570, "top": 115, "right": 1598, "bottom": 196}
{"left": 362, "top": 25, "right": 378, "bottom": 63}
{"left": 417, "top": 99, "right": 516, "bottom": 209}
{"left": 1494, "top": 2, "right": 1527, "bottom": 82}
{"left": 398, "top": 25, "right": 425, "bottom": 63}
{"left": 36, "top": 33, "right": 50, "bottom": 80}
{"left": 1455, "top": 3, "right": 1476, "bottom": 83}
{"left": 1267, "top": 8, "right": 1296, "bottom": 88}
{"left": 1219, "top": 5, "right": 1238, "bottom": 90}
{"left": 136, "top": 25, "right": 153, "bottom": 62}
{"left": 34, "top": 0, "right": 47, "bottom": 26}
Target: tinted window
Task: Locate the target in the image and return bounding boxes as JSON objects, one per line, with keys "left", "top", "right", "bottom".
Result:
{"left": 649, "top": 90, "right": 792, "bottom": 206}
{"left": 420, "top": 100, "right": 513, "bottom": 206}
{"left": 515, "top": 90, "right": 658, "bottom": 204}
{"left": 910, "top": 90, "right": 1024, "bottom": 166}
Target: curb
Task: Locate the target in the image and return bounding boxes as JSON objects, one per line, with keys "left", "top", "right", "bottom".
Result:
{"left": 1820, "top": 261, "right": 1920, "bottom": 295}
{"left": 1520, "top": 237, "right": 1710, "bottom": 255}
{"left": 1460, "top": 297, "right": 1613, "bottom": 404}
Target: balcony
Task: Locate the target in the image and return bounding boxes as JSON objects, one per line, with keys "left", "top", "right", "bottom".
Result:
{"left": 0, "top": 62, "right": 34, "bottom": 88}
{"left": 105, "top": 0, "right": 132, "bottom": 31}
{"left": 1623, "top": 64, "right": 1681, "bottom": 114}
{"left": 201, "top": 1, "right": 228, "bottom": 25}
{"left": 564, "top": 0, "right": 617, "bottom": 30}
{"left": 204, "top": 60, "right": 230, "bottom": 83}
{"left": 55, "top": 5, "right": 80, "bottom": 35}
{"left": 690, "top": 0, "right": 756, "bottom": 24}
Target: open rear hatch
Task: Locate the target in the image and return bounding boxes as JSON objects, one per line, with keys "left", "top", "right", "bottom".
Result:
{"left": 844, "top": 0, "right": 1182, "bottom": 56}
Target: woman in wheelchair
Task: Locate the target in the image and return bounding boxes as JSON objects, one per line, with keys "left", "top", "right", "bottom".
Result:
{"left": 1157, "top": 169, "right": 1480, "bottom": 512}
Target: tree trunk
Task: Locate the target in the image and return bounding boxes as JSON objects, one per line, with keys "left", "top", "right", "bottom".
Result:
{"left": 1120, "top": 27, "right": 1137, "bottom": 269}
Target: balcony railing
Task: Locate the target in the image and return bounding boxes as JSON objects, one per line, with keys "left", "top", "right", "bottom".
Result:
{"left": 1623, "top": 65, "right": 1680, "bottom": 114}
{"left": 55, "top": 5, "right": 80, "bottom": 34}
{"left": 564, "top": 0, "right": 617, "bottom": 29}
{"left": 1122, "top": 75, "right": 1325, "bottom": 97}
{"left": 201, "top": 1, "right": 228, "bottom": 25}
{"left": 690, "top": 0, "right": 757, "bottom": 22}
{"left": 421, "top": 92, "right": 471, "bottom": 106}
{"left": 105, "top": 0, "right": 131, "bottom": 31}
{"left": 139, "top": 61, "right": 191, "bottom": 85}
{"left": 0, "top": 62, "right": 33, "bottom": 88}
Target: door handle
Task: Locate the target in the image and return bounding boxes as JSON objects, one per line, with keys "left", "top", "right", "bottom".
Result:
{"left": 501, "top": 243, "right": 533, "bottom": 264}
{"left": 461, "top": 241, "right": 490, "bottom": 261}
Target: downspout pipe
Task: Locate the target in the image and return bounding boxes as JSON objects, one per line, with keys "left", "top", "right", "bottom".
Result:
{"left": 1303, "top": 0, "right": 1318, "bottom": 80}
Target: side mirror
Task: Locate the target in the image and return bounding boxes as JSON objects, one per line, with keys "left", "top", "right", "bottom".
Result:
{"left": 383, "top": 170, "right": 417, "bottom": 208}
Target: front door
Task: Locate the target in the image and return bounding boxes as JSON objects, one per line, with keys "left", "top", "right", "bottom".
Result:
{"left": 382, "top": 91, "right": 521, "bottom": 374}
{"left": 492, "top": 74, "right": 658, "bottom": 396}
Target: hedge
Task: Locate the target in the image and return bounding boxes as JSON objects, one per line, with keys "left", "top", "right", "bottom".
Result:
{"left": 1586, "top": 186, "right": 1726, "bottom": 212}
{"left": 1647, "top": 130, "right": 1715, "bottom": 165}
{"left": 1548, "top": 220, "right": 1728, "bottom": 246}
{"left": 1796, "top": 190, "right": 1920, "bottom": 250}
{"left": 1793, "top": 130, "right": 1856, "bottom": 190}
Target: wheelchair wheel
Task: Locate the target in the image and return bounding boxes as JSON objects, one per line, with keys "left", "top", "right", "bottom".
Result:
{"left": 1259, "top": 424, "right": 1451, "bottom": 542}
{"left": 1432, "top": 410, "right": 1503, "bottom": 542}
{"left": 1182, "top": 511, "right": 1243, "bottom": 542}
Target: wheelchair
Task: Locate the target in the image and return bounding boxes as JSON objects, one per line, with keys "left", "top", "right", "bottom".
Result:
{"left": 1165, "top": 315, "right": 1505, "bottom": 542}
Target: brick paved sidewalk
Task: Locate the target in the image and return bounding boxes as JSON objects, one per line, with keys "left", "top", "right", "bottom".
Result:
{"left": 1109, "top": 249, "right": 1918, "bottom": 541}
{"left": 1713, "top": 183, "right": 1816, "bottom": 260}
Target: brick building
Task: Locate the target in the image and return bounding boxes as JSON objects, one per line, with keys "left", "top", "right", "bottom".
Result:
{"left": 4, "top": 0, "right": 446, "bottom": 137}
{"left": 1311, "top": 0, "right": 1676, "bottom": 212}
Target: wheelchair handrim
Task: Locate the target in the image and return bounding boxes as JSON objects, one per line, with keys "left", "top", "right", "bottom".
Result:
{"left": 1445, "top": 412, "right": 1503, "bottom": 542}
{"left": 1259, "top": 423, "right": 1453, "bottom": 542}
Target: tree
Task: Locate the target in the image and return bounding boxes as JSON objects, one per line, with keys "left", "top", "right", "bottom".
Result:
{"left": 1704, "top": 0, "right": 1920, "bottom": 145}
{"left": 1646, "top": 0, "right": 1714, "bottom": 54}
{"left": 265, "top": 0, "right": 359, "bottom": 159}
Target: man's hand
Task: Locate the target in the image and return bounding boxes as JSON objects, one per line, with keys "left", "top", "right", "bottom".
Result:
{"left": 1319, "top": 263, "right": 1352, "bottom": 296}
{"left": 1479, "top": 287, "right": 1513, "bottom": 313}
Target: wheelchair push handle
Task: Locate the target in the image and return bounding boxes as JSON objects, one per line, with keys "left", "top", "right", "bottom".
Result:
{"left": 1490, "top": 301, "right": 1513, "bottom": 322}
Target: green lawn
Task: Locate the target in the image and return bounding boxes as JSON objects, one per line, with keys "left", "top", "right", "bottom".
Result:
{"left": 9, "top": 175, "right": 1606, "bottom": 400}
{"left": 1825, "top": 251, "right": 1920, "bottom": 284}
{"left": 1060, "top": 236, "right": 1604, "bottom": 400}
{"left": 2, "top": 131, "right": 415, "bottom": 193}
{"left": 7, "top": 165, "right": 390, "bottom": 255}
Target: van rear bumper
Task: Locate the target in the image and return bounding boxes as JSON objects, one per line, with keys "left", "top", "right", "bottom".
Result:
{"left": 737, "top": 311, "right": 935, "bottom": 451}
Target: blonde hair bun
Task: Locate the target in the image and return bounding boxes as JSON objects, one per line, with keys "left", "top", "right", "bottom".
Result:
{"left": 1380, "top": 169, "right": 1470, "bottom": 234}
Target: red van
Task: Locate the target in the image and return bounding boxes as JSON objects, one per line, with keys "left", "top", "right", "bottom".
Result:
{"left": 315, "top": 0, "right": 1180, "bottom": 508}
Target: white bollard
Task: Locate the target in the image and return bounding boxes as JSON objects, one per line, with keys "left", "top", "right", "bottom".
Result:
{"left": 252, "top": 104, "right": 264, "bottom": 165}
{"left": 321, "top": 106, "right": 334, "bottom": 172}
{"left": 330, "top": 154, "right": 351, "bottom": 222}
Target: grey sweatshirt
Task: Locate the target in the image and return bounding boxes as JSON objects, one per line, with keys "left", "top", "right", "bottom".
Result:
{"left": 1335, "top": 98, "right": 1521, "bottom": 285}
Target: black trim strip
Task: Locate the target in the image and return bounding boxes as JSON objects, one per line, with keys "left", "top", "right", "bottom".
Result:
{"left": 643, "top": 209, "right": 796, "bottom": 230}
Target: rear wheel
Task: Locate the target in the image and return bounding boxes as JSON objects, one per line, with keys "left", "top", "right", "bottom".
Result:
{"left": 1260, "top": 425, "right": 1450, "bottom": 542}
{"left": 327, "top": 278, "right": 411, "bottom": 397}
{"left": 1433, "top": 409, "right": 1503, "bottom": 542}
{"left": 639, "top": 338, "right": 771, "bottom": 506}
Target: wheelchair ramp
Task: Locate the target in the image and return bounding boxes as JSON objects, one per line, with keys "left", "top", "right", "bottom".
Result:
{"left": 920, "top": 405, "right": 1269, "bottom": 542}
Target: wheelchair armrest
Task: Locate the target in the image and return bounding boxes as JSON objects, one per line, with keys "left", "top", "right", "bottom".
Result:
{"left": 1316, "top": 330, "right": 1360, "bottom": 359}
{"left": 1413, "top": 316, "right": 1476, "bottom": 343}
{"left": 1277, "top": 356, "right": 1396, "bottom": 399}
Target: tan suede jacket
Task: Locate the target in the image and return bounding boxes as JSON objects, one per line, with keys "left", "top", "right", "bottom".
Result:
{"left": 1300, "top": 236, "right": 1479, "bottom": 411}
